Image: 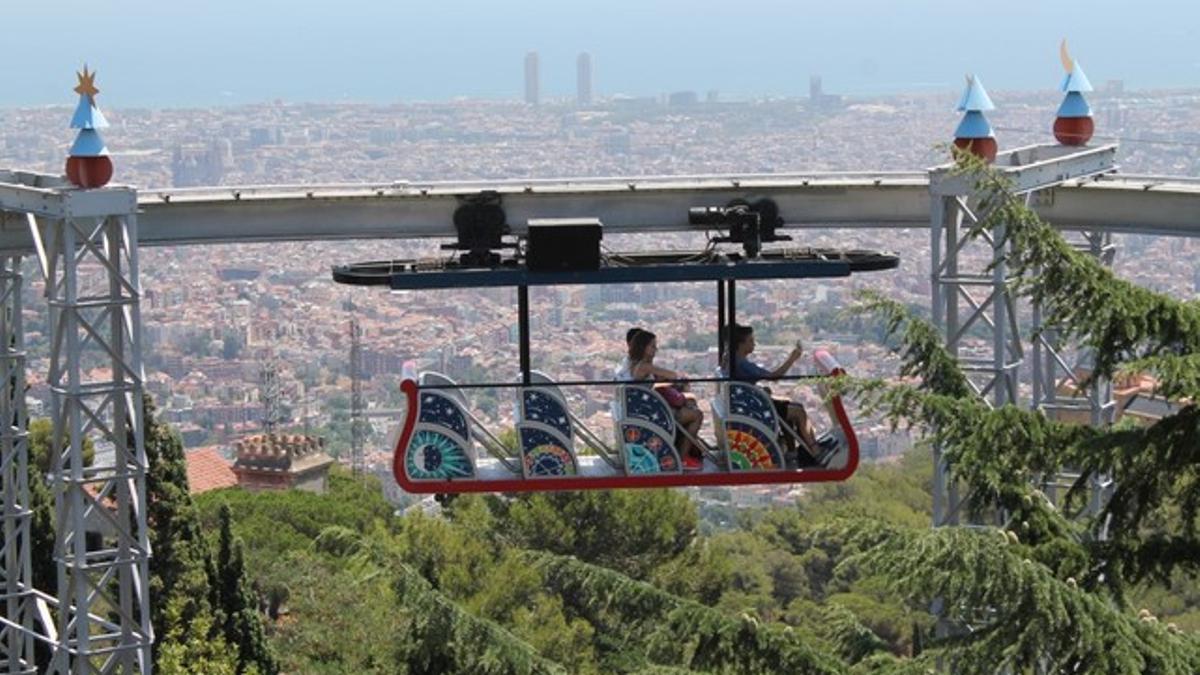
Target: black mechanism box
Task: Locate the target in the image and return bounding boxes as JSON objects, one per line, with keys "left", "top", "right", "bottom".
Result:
{"left": 526, "top": 218, "right": 603, "bottom": 271}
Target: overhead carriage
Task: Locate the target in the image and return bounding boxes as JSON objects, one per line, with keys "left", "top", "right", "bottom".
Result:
{"left": 334, "top": 203, "right": 898, "bottom": 492}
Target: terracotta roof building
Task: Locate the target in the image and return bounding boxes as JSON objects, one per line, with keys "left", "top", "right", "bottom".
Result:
{"left": 185, "top": 447, "right": 239, "bottom": 495}
{"left": 231, "top": 433, "right": 335, "bottom": 493}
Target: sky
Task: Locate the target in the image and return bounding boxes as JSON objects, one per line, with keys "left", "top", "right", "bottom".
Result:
{"left": 1, "top": 0, "right": 1197, "bottom": 107}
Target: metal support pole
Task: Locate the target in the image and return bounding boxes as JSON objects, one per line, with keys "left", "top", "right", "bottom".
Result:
{"left": 39, "top": 213, "right": 152, "bottom": 674}
{"left": 726, "top": 281, "right": 736, "bottom": 335}
{"left": 1029, "top": 229, "right": 1116, "bottom": 523}
{"left": 518, "top": 285, "right": 531, "bottom": 386}
{"left": 992, "top": 220, "right": 1010, "bottom": 408}
{"left": 716, "top": 281, "right": 725, "bottom": 364}
{"left": 0, "top": 256, "right": 35, "bottom": 674}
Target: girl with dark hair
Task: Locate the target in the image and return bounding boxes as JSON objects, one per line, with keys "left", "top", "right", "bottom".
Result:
{"left": 620, "top": 329, "right": 705, "bottom": 471}
{"left": 726, "top": 323, "right": 822, "bottom": 463}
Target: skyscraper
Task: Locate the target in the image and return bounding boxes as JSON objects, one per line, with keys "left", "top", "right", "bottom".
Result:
{"left": 577, "top": 52, "right": 593, "bottom": 106}
{"left": 524, "top": 51, "right": 540, "bottom": 105}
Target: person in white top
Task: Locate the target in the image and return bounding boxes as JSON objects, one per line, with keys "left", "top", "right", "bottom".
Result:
{"left": 623, "top": 329, "right": 704, "bottom": 471}
{"left": 613, "top": 327, "right": 644, "bottom": 382}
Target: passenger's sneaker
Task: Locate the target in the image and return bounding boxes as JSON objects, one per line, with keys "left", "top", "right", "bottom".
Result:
{"left": 815, "top": 436, "right": 840, "bottom": 466}
{"left": 817, "top": 435, "right": 839, "bottom": 453}
{"left": 683, "top": 455, "right": 704, "bottom": 472}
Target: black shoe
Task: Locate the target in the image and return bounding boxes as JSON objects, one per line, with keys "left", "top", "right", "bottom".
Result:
{"left": 814, "top": 436, "right": 839, "bottom": 466}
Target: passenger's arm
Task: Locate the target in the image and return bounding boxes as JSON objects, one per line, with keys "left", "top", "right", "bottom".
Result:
{"left": 634, "top": 362, "right": 681, "bottom": 382}
{"left": 768, "top": 346, "right": 804, "bottom": 379}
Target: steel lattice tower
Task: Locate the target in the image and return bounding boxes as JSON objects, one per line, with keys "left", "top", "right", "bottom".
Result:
{"left": 259, "top": 360, "right": 281, "bottom": 435}
{"left": 0, "top": 256, "right": 34, "bottom": 674}
{"left": 928, "top": 143, "right": 1118, "bottom": 527}
{"left": 31, "top": 189, "right": 153, "bottom": 674}
{"left": 349, "top": 315, "right": 365, "bottom": 476}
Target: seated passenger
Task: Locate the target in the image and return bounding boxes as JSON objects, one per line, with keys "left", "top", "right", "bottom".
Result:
{"left": 614, "top": 326, "right": 646, "bottom": 381}
{"left": 623, "top": 329, "right": 704, "bottom": 471}
{"left": 726, "top": 323, "right": 822, "bottom": 464}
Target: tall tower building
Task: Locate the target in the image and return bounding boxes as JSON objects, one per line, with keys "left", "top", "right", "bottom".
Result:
{"left": 577, "top": 52, "right": 593, "bottom": 105}
{"left": 524, "top": 51, "right": 540, "bottom": 105}
{"left": 810, "top": 75, "right": 823, "bottom": 102}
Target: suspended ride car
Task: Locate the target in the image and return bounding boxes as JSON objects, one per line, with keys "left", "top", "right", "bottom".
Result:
{"left": 333, "top": 199, "right": 899, "bottom": 493}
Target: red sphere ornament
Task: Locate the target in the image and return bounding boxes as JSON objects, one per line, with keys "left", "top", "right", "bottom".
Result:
{"left": 953, "top": 137, "right": 997, "bottom": 163}
{"left": 65, "top": 155, "right": 113, "bottom": 189}
{"left": 1053, "top": 116, "right": 1094, "bottom": 146}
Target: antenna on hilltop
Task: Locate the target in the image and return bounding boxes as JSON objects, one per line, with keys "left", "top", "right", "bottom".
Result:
{"left": 349, "top": 305, "right": 366, "bottom": 477}
{"left": 259, "top": 358, "right": 282, "bottom": 435}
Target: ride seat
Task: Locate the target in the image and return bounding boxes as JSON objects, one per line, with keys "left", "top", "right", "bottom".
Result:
{"left": 718, "top": 380, "right": 786, "bottom": 472}
{"left": 516, "top": 371, "right": 579, "bottom": 478}
{"left": 612, "top": 384, "right": 682, "bottom": 475}
{"left": 403, "top": 371, "right": 478, "bottom": 481}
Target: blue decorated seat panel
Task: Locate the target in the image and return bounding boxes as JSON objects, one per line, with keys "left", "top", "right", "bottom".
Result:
{"left": 418, "top": 390, "right": 471, "bottom": 441}
{"left": 521, "top": 388, "right": 573, "bottom": 441}
{"left": 619, "top": 422, "right": 681, "bottom": 475}
{"left": 518, "top": 423, "right": 578, "bottom": 478}
{"left": 406, "top": 426, "right": 476, "bottom": 480}
{"left": 728, "top": 383, "right": 779, "bottom": 433}
{"left": 622, "top": 386, "right": 676, "bottom": 436}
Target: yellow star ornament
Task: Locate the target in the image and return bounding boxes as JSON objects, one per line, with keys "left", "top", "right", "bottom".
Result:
{"left": 74, "top": 66, "right": 100, "bottom": 100}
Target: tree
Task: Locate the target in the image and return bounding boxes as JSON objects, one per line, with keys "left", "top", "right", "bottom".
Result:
{"left": 141, "top": 395, "right": 230, "bottom": 669}
{"left": 140, "top": 395, "right": 277, "bottom": 673}
{"left": 216, "top": 503, "right": 278, "bottom": 675}
{"left": 500, "top": 489, "right": 698, "bottom": 579}
{"left": 836, "top": 157, "right": 1200, "bottom": 671}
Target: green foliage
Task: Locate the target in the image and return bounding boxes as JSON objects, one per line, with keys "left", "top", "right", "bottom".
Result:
{"left": 529, "top": 549, "right": 844, "bottom": 673}
{"left": 27, "top": 461, "right": 55, "bottom": 595}
{"left": 814, "top": 156, "right": 1200, "bottom": 669}
{"left": 315, "top": 523, "right": 566, "bottom": 674}
{"left": 817, "top": 603, "right": 891, "bottom": 665}
{"left": 847, "top": 522, "right": 1200, "bottom": 674}
{"left": 156, "top": 596, "right": 241, "bottom": 675}
{"left": 651, "top": 539, "right": 737, "bottom": 607}
{"left": 500, "top": 489, "right": 698, "bottom": 579}
{"left": 142, "top": 396, "right": 227, "bottom": 668}
{"left": 27, "top": 416, "right": 94, "bottom": 474}
{"left": 195, "top": 468, "right": 393, "bottom": 570}
{"left": 142, "top": 396, "right": 276, "bottom": 673}
{"left": 265, "top": 551, "right": 413, "bottom": 673}
{"left": 850, "top": 289, "right": 971, "bottom": 399}
{"left": 217, "top": 504, "right": 278, "bottom": 675}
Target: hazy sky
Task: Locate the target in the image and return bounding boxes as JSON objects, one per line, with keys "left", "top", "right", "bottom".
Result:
{"left": 2, "top": 0, "right": 1196, "bottom": 107}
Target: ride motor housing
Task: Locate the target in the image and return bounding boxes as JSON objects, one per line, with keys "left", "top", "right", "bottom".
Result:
{"left": 526, "top": 218, "right": 602, "bottom": 271}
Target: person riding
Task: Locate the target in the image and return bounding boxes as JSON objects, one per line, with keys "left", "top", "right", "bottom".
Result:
{"left": 726, "top": 323, "right": 825, "bottom": 464}
{"left": 621, "top": 329, "right": 705, "bottom": 471}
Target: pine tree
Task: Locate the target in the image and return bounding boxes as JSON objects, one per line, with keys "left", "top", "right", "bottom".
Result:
{"left": 836, "top": 156, "right": 1200, "bottom": 671}
{"left": 139, "top": 395, "right": 238, "bottom": 670}
{"left": 217, "top": 503, "right": 278, "bottom": 675}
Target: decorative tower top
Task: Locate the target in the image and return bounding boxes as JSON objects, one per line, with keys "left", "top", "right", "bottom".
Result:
{"left": 952, "top": 75, "right": 997, "bottom": 163}
{"left": 65, "top": 65, "right": 114, "bottom": 188}
{"left": 1054, "top": 40, "right": 1095, "bottom": 146}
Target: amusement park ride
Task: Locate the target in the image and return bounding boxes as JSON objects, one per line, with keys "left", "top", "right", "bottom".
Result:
{"left": 334, "top": 203, "right": 900, "bottom": 492}
{"left": 2, "top": 42, "right": 1200, "bottom": 674}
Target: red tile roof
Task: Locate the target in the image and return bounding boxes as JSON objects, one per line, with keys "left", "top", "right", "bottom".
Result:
{"left": 186, "top": 448, "right": 239, "bottom": 495}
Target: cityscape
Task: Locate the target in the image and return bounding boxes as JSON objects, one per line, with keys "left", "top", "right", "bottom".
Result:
{"left": 2, "top": 17, "right": 1200, "bottom": 669}
{"left": 3, "top": 61, "right": 1199, "bottom": 509}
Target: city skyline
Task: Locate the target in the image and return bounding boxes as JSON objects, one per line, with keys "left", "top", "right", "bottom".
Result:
{"left": 1, "top": 1, "right": 1197, "bottom": 107}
